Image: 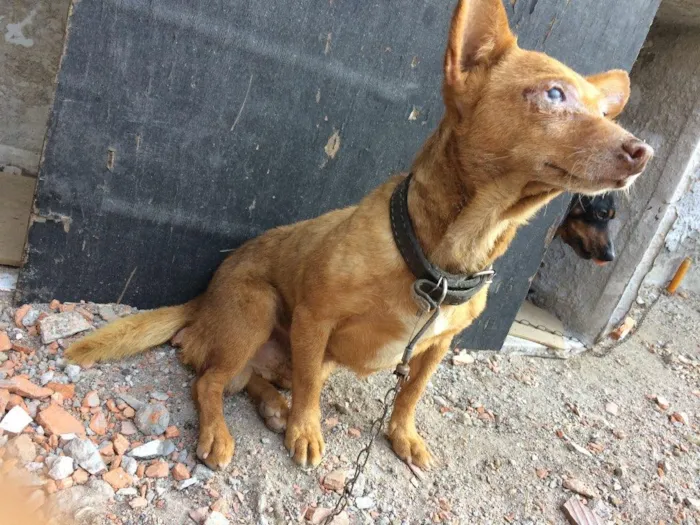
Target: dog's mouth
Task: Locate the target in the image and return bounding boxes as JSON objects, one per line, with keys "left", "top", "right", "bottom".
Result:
{"left": 593, "top": 259, "right": 609, "bottom": 266}
{"left": 544, "top": 162, "right": 636, "bottom": 191}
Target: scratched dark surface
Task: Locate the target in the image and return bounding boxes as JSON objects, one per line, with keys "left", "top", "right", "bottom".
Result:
{"left": 19, "top": 0, "right": 659, "bottom": 349}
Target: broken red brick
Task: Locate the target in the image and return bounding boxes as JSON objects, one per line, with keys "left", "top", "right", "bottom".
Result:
{"left": 0, "top": 332, "right": 11, "bottom": 352}
{"left": 36, "top": 404, "right": 85, "bottom": 436}
{"left": 14, "top": 305, "right": 31, "bottom": 328}
{"left": 164, "top": 425, "right": 179, "bottom": 439}
{"left": 0, "top": 377, "right": 53, "bottom": 399}
{"left": 103, "top": 467, "right": 132, "bottom": 490}
{"left": 171, "top": 463, "right": 190, "bottom": 481}
{"left": 145, "top": 461, "right": 169, "bottom": 478}
{"left": 113, "top": 434, "right": 129, "bottom": 456}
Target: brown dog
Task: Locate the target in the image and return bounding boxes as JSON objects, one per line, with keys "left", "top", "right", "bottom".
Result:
{"left": 66, "top": 0, "right": 652, "bottom": 471}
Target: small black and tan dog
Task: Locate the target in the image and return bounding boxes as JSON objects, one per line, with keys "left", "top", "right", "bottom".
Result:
{"left": 558, "top": 194, "right": 617, "bottom": 265}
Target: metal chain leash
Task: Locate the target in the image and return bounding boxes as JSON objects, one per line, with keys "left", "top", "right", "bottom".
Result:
{"left": 322, "top": 379, "right": 403, "bottom": 524}
{"left": 322, "top": 279, "right": 449, "bottom": 524}
{"left": 513, "top": 293, "right": 661, "bottom": 358}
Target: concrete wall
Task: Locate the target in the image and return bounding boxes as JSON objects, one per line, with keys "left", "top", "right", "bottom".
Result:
{"left": 0, "top": 0, "right": 70, "bottom": 174}
{"left": 530, "top": 22, "right": 700, "bottom": 343}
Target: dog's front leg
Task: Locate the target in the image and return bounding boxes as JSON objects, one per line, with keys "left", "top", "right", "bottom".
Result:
{"left": 285, "top": 305, "right": 333, "bottom": 467}
{"left": 387, "top": 335, "right": 452, "bottom": 469}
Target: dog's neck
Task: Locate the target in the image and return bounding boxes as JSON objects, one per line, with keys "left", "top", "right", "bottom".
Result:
{"left": 407, "top": 119, "right": 562, "bottom": 275}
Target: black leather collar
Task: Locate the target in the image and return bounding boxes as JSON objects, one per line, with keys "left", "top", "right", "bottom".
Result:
{"left": 389, "top": 173, "right": 495, "bottom": 307}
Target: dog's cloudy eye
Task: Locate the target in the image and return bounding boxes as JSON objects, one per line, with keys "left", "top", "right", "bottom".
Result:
{"left": 546, "top": 87, "right": 565, "bottom": 102}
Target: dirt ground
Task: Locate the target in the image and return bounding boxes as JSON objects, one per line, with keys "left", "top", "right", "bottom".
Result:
{"left": 0, "top": 284, "right": 698, "bottom": 525}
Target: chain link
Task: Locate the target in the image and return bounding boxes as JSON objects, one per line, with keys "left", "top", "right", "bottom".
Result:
{"left": 513, "top": 293, "right": 660, "bottom": 358}
{"left": 322, "top": 378, "right": 403, "bottom": 524}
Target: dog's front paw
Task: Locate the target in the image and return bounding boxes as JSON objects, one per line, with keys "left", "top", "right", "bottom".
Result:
{"left": 387, "top": 424, "right": 434, "bottom": 470}
{"left": 284, "top": 415, "right": 325, "bottom": 467}
{"left": 197, "top": 422, "right": 235, "bottom": 470}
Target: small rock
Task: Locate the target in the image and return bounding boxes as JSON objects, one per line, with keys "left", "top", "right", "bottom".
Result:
{"left": 40, "top": 371, "right": 55, "bottom": 386}
{"left": 113, "top": 434, "right": 130, "bottom": 456}
{"left": 605, "top": 402, "right": 619, "bottom": 416}
{"left": 189, "top": 506, "right": 210, "bottom": 523}
{"left": 150, "top": 391, "right": 169, "bottom": 401}
{"left": 0, "top": 406, "right": 32, "bottom": 433}
{"left": 98, "top": 305, "right": 120, "bottom": 322}
{"left": 145, "top": 461, "right": 169, "bottom": 478}
{"left": 22, "top": 308, "right": 40, "bottom": 327}
{"left": 104, "top": 467, "right": 133, "bottom": 490}
{"left": 562, "top": 496, "right": 602, "bottom": 525}
{"left": 322, "top": 469, "right": 347, "bottom": 492}
{"left": 211, "top": 497, "right": 228, "bottom": 513}
{"left": 6, "top": 434, "right": 37, "bottom": 462}
{"left": 192, "top": 464, "right": 215, "bottom": 481}
{"left": 355, "top": 496, "right": 374, "bottom": 510}
{"left": 164, "top": 425, "right": 180, "bottom": 438}
{"left": 612, "top": 429, "right": 626, "bottom": 440}
{"left": 117, "top": 487, "right": 138, "bottom": 497}
{"left": 37, "top": 404, "right": 85, "bottom": 436}
{"left": 117, "top": 393, "right": 145, "bottom": 410}
{"left": 72, "top": 468, "right": 89, "bottom": 484}
{"left": 0, "top": 377, "right": 53, "bottom": 399}
{"left": 609, "top": 317, "right": 635, "bottom": 341}
{"left": 135, "top": 403, "right": 170, "bottom": 435}
{"left": 121, "top": 455, "right": 138, "bottom": 476}
{"left": 670, "top": 412, "right": 690, "bottom": 426}
{"left": 64, "top": 438, "right": 107, "bottom": 474}
{"left": 655, "top": 395, "right": 670, "bottom": 410}
{"left": 65, "top": 364, "right": 81, "bottom": 382}
{"left": 177, "top": 478, "right": 199, "bottom": 490}
{"left": 129, "top": 439, "right": 175, "bottom": 459}
{"left": 46, "top": 382, "right": 76, "bottom": 400}
{"left": 452, "top": 351, "right": 475, "bottom": 366}
{"left": 39, "top": 312, "right": 92, "bottom": 344}
{"left": 204, "top": 511, "right": 229, "bottom": 525}
{"left": 0, "top": 331, "right": 11, "bottom": 352}
{"left": 14, "top": 305, "right": 31, "bottom": 327}
{"left": 83, "top": 391, "right": 100, "bottom": 408}
{"left": 563, "top": 478, "right": 598, "bottom": 499}
{"left": 89, "top": 412, "right": 107, "bottom": 435}
{"left": 129, "top": 496, "right": 148, "bottom": 509}
{"left": 121, "top": 420, "right": 138, "bottom": 435}
{"left": 48, "top": 456, "right": 75, "bottom": 480}
{"left": 685, "top": 497, "right": 700, "bottom": 510}
{"left": 172, "top": 463, "right": 190, "bottom": 481}
{"left": 433, "top": 395, "right": 449, "bottom": 407}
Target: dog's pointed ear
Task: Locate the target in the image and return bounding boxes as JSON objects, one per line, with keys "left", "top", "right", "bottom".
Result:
{"left": 444, "top": 0, "right": 516, "bottom": 87}
{"left": 586, "top": 70, "right": 631, "bottom": 119}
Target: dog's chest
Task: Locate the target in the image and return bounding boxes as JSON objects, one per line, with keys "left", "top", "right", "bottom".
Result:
{"left": 364, "top": 308, "right": 455, "bottom": 370}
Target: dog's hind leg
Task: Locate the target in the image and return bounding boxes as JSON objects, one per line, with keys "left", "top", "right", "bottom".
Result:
{"left": 246, "top": 373, "right": 289, "bottom": 433}
{"left": 189, "top": 282, "right": 279, "bottom": 470}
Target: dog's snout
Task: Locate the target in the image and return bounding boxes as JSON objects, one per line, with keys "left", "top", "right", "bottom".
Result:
{"left": 620, "top": 139, "right": 653, "bottom": 173}
{"left": 601, "top": 243, "right": 615, "bottom": 262}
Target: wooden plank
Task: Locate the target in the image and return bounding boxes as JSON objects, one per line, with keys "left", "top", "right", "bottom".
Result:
{"left": 0, "top": 173, "right": 34, "bottom": 266}
{"left": 509, "top": 301, "right": 566, "bottom": 350}
{"left": 18, "top": 0, "right": 660, "bottom": 349}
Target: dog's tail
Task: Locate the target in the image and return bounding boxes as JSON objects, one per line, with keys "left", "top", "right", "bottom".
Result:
{"left": 66, "top": 302, "right": 194, "bottom": 364}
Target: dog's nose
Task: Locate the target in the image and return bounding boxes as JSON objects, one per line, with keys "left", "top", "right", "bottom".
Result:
{"left": 601, "top": 243, "right": 615, "bottom": 262}
{"left": 620, "top": 139, "right": 653, "bottom": 173}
